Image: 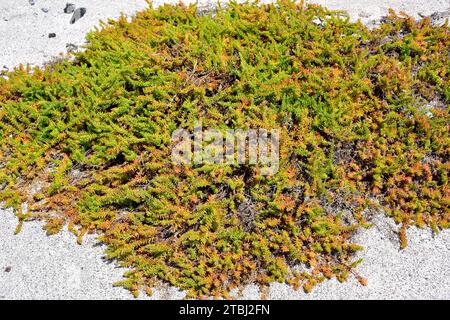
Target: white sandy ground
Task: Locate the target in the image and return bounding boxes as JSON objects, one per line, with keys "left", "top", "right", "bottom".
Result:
{"left": 1, "top": 207, "right": 449, "bottom": 300}
{"left": 0, "top": 0, "right": 450, "bottom": 300}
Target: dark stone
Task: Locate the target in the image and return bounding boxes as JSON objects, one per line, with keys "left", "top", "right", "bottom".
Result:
{"left": 70, "top": 7, "right": 86, "bottom": 24}
{"left": 48, "top": 33, "right": 56, "bottom": 38}
{"left": 64, "top": 3, "right": 76, "bottom": 14}
{"left": 429, "top": 9, "right": 450, "bottom": 26}
{"left": 29, "top": 0, "right": 35, "bottom": 6}
{"left": 4, "top": 266, "right": 11, "bottom": 273}
{"left": 66, "top": 43, "right": 78, "bottom": 52}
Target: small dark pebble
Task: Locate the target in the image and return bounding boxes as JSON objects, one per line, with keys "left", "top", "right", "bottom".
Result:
{"left": 48, "top": 33, "right": 56, "bottom": 38}
{"left": 64, "top": 3, "right": 76, "bottom": 14}
{"left": 429, "top": 9, "right": 450, "bottom": 26}
{"left": 4, "top": 266, "right": 11, "bottom": 273}
{"left": 29, "top": 0, "right": 35, "bottom": 6}
{"left": 41, "top": 8, "right": 49, "bottom": 13}
{"left": 66, "top": 43, "right": 78, "bottom": 52}
{"left": 70, "top": 7, "right": 87, "bottom": 24}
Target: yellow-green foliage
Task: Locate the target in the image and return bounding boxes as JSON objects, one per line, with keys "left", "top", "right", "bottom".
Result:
{"left": 0, "top": 1, "right": 448, "bottom": 298}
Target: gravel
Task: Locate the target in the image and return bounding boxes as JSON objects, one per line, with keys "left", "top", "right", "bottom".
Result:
{"left": 69, "top": 7, "right": 87, "bottom": 24}
{"left": 64, "top": 3, "right": 76, "bottom": 14}
{"left": 0, "top": 0, "right": 449, "bottom": 300}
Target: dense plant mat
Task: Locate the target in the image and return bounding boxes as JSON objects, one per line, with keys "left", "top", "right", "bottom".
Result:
{"left": 0, "top": 1, "right": 449, "bottom": 298}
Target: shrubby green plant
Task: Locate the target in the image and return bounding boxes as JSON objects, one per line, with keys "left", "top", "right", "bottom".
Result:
{"left": 0, "top": 1, "right": 448, "bottom": 298}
